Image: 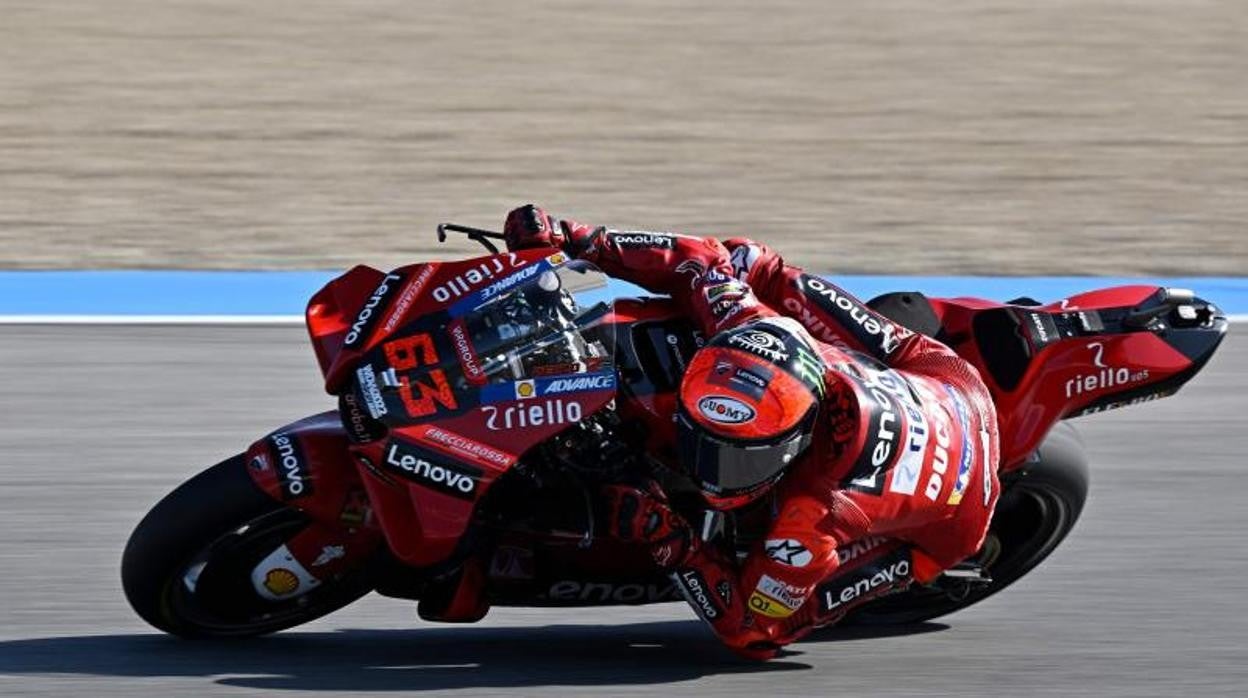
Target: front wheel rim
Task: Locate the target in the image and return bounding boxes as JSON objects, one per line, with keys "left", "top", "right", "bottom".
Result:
{"left": 163, "top": 509, "right": 369, "bottom": 636}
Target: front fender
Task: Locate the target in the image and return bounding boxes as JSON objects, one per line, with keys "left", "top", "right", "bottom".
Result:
{"left": 244, "top": 411, "right": 379, "bottom": 532}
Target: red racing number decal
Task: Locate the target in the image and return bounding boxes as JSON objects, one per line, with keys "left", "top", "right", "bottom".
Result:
{"left": 383, "top": 334, "right": 460, "bottom": 417}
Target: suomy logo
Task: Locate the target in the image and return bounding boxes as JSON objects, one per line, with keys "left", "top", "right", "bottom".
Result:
{"left": 697, "top": 395, "right": 756, "bottom": 424}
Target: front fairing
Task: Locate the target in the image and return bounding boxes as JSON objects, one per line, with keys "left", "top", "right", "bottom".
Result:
{"left": 326, "top": 252, "right": 619, "bottom": 566}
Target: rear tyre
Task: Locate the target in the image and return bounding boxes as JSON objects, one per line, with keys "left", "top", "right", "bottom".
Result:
{"left": 121, "top": 455, "right": 375, "bottom": 638}
{"left": 844, "top": 422, "right": 1089, "bottom": 625}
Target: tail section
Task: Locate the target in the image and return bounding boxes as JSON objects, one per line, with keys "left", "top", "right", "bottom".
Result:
{"left": 923, "top": 285, "right": 1227, "bottom": 468}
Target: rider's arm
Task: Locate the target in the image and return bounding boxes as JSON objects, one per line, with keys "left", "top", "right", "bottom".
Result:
{"left": 670, "top": 474, "right": 865, "bottom": 660}
{"left": 582, "top": 226, "right": 967, "bottom": 380}
{"left": 673, "top": 462, "right": 950, "bottom": 660}
{"left": 574, "top": 228, "right": 780, "bottom": 336}
{"left": 722, "top": 239, "right": 964, "bottom": 374}
{"left": 502, "top": 205, "right": 777, "bottom": 336}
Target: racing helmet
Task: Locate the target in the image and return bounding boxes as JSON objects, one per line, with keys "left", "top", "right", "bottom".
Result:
{"left": 676, "top": 317, "right": 828, "bottom": 509}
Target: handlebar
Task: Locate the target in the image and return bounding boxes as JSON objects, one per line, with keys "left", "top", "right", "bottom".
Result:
{"left": 437, "top": 223, "right": 506, "bottom": 254}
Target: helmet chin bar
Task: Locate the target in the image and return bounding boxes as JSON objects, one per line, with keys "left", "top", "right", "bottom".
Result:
{"left": 676, "top": 405, "right": 816, "bottom": 511}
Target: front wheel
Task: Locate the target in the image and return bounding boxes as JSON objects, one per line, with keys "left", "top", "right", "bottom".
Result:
{"left": 121, "top": 455, "right": 376, "bottom": 638}
{"left": 844, "top": 422, "right": 1089, "bottom": 625}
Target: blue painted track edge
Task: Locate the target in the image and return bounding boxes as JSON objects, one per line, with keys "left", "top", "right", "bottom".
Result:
{"left": 0, "top": 271, "right": 1244, "bottom": 316}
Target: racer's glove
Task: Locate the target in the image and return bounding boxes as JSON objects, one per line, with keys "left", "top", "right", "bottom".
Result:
{"left": 602, "top": 481, "right": 693, "bottom": 569}
{"left": 503, "top": 204, "right": 598, "bottom": 254}
{"left": 722, "top": 237, "right": 769, "bottom": 282}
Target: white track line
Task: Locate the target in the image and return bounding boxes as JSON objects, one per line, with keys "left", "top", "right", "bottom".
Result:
{"left": 0, "top": 314, "right": 1243, "bottom": 325}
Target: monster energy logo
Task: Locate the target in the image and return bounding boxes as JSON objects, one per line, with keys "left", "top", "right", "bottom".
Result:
{"left": 793, "top": 345, "right": 826, "bottom": 396}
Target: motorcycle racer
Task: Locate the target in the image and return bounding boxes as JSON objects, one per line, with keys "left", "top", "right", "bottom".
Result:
{"left": 502, "top": 204, "right": 1002, "bottom": 660}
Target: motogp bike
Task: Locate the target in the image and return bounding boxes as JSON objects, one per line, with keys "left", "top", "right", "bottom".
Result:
{"left": 122, "top": 224, "right": 1227, "bottom": 637}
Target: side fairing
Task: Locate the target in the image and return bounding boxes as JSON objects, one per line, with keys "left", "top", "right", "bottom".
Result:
{"left": 607, "top": 298, "right": 702, "bottom": 462}
{"left": 305, "top": 264, "right": 390, "bottom": 381}
{"left": 312, "top": 252, "right": 620, "bottom": 567}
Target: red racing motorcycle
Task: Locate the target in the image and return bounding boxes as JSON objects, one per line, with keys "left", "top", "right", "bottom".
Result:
{"left": 122, "top": 225, "right": 1228, "bottom": 637}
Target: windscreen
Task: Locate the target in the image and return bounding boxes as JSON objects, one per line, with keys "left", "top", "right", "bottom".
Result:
{"left": 345, "top": 257, "right": 618, "bottom": 437}
{"left": 454, "top": 259, "right": 616, "bottom": 387}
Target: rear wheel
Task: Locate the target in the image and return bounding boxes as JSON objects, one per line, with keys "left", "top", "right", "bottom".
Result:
{"left": 845, "top": 422, "right": 1089, "bottom": 625}
{"left": 121, "top": 455, "right": 376, "bottom": 638}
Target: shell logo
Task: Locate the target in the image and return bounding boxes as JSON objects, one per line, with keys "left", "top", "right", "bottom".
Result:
{"left": 515, "top": 379, "right": 537, "bottom": 399}
{"left": 263, "top": 568, "right": 300, "bottom": 596}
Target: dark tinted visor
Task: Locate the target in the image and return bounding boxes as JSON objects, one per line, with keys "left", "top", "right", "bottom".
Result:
{"left": 676, "top": 411, "right": 812, "bottom": 497}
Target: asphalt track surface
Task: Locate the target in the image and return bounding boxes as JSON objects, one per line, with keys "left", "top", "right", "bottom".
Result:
{"left": 3, "top": 1, "right": 1247, "bottom": 274}
{"left": 1, "top": 325, "right": 1245, "bottom": 696}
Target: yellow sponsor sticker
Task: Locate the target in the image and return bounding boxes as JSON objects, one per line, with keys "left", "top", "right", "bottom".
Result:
{"left": 749, "top": 591, "right": 795, "bottom": 618}
{"left": 263, "top": 568, "right": 300, "bottom": 596}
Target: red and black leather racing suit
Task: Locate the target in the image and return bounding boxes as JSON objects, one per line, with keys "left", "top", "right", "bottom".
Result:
{"left": 547, "top": 220, "right": 1002, "bottom": 659}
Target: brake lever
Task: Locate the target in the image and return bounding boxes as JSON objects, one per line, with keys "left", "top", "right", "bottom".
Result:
{"left": 437, "top": 223, "right": 505, "bottom": 254}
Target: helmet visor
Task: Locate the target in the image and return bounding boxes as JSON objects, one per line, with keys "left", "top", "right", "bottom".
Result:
{"left": 676, "top": 411, "right": 812, "bottom": 499}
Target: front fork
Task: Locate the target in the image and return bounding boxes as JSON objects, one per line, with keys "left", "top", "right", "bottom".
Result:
{"left": 244, "top": 411, "right": 386, "bottom": 602}
{"left": 250, "top": 521, "right": 382, "bottom": 601}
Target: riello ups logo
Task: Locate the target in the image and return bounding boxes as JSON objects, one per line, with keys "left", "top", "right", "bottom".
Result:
{"left": 1065, "top": 342, "right": 1150, "bottom": 399}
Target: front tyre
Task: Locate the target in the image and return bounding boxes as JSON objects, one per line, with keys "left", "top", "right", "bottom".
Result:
{"left": 121, "top": 455, "right": 375, "bottom": 638}
{"left": 844, "top": 422, "right": 1089, "bottom": 625}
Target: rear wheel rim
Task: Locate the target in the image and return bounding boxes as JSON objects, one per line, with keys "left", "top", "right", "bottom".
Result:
{"left": 847, "top": 480, "right": 1075, "bottom": 624}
